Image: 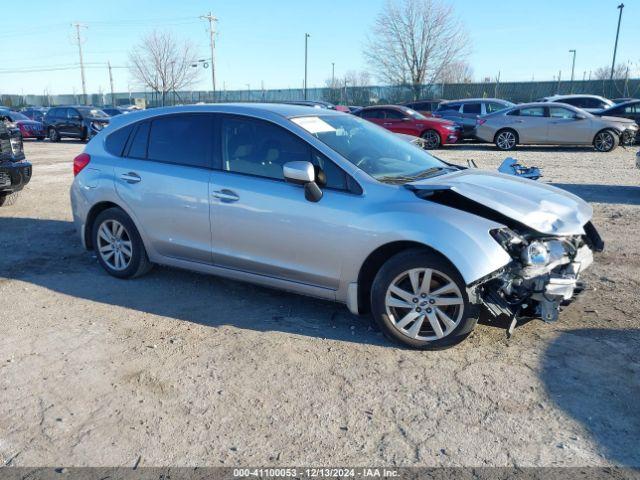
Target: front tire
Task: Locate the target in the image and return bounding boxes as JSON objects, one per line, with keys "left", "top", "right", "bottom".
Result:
{"left": 495, "top": 129, "right": 518, "bottom": 150}
{"left": 593, "top": 130, "right": 619, "bottom": 152}
{"left": 48, "top": 127, "right": 60, "bottom": 142}
{"left": 0, "top": 192, "right": 19, "bottom": 207}
{"left": 92, "top": 208, "right": 152, "bottom": 279}
{"left": 371, "top": 249, "right": 476, "bottom": 350}
{"left": 421, "top": 129, "right": 441, "bottom": 149}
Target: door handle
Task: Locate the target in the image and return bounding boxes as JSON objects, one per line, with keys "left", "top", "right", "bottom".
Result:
{"left": 212, "top": 189, "right": 240, "bottom": 202}
{"left": 120, "top": 172, "right": 141, "bottom": 183}
{"left": 514, "top": 120, "right": 524, "bottom": 123}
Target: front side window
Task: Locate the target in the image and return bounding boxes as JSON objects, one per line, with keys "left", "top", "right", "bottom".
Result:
{"left": 66, "top": 109, "right": 80, "bottom": 120}
{"left": 361, "top": 109, "right": 382, "bottom": 119}
{"left": 291, "top": 115, "right": 452, "bottom": 183}
{"left": 221, "top": 116, "right": 310, "bottom": 180}
{"left": 147, "top": 115, "right": 212, "bottom": 168}
{"left": 384, "top": 109, "right": 405, "bottom": 120}
{"left": 437, "top": 103, "right": 461, "bottom": 112}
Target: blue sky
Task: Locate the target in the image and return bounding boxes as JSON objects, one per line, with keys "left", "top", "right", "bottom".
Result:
{"left": 1, "top": 0, "right": 638, "bottom": 95}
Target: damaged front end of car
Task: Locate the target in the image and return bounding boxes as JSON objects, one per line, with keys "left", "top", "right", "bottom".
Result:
{"left": 406, "top": 169, "right": 604, "bottom": 335}
{"left": 476, "top": 223, "right": 603, "bottom": 333}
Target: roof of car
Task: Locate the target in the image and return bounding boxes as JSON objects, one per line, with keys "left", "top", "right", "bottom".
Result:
{"left": 103, "top": 103, "right": 347, "bottom": 129}
{"left": 440, "top": 98, "right": 512, "bottom": 104}
{"left": 543, "top": 94, "right": 607, "bottom": 100}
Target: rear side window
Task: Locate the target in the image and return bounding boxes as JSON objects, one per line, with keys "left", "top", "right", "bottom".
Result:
{"left": 513, "top": 107, "right": 546, "bottom": 117}
{"left": 147, "top": 114, "right": 212, "bottom": 168}
{"left": 126, "top": 122, "right": 150, "bottom": 159}
{"left": 462, "top": 103, "right": 481, "bottom": 114}
{"left": 384, "top": 109, "right": 405, "bottom": 119}
{"left": 105, "top": 124, "right": 134, "bottom": 157}
{"left": 486, "top": 102, "right": 508, "bottom": 113}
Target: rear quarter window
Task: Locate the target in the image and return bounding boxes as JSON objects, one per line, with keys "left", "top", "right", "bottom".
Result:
{"left": 105, "top": 124, "right": 134, "bottom": 157}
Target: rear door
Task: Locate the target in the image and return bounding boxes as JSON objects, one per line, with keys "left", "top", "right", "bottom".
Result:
{"left": 459, "top": 102, "right": 482, "bottom": 136}
{"left": 359, "top": 108, "right": 385, "bottom": 127}
{"left": 113, "top": 114, "right": 214, "bottom": 263}
{"left": 547, "top": 106, "right": 593, "bottom": 144}
{"left": 506, "top": 106, "right": 549, "bottom": 143}
{"left": 66, "top": 108, "right": 83, "bottom": 137}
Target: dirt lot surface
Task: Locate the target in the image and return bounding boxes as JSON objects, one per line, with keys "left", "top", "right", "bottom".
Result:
{"left": 1, "top": 140, "right": 639, "bottom": 467}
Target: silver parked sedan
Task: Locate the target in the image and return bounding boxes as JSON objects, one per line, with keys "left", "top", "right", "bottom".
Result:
{"left": 475, "top": 102, "right": 638, "bottom": 152}
{"left": 71, "top": 104, "right": 602, "bottom": 349}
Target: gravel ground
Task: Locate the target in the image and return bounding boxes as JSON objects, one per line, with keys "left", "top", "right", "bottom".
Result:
{"left": 0, "top": 140, "right": 639, "bottom": 467}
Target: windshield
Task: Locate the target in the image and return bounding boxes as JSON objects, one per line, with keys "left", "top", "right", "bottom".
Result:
{"left": 77, "top": 108, "right": 109, "bottom": 118}
{"left": 404, "top": 107, "right": 426, "bottom": 120}
{"left": 9, "top": 112, "right": 30, "bottom": 121}
{"left": 291, "top": 115, "right": 453, "bottom": 183}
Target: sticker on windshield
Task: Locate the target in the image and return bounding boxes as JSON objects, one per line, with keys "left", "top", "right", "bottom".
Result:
{"left": 292, "top": 116, "right": 336, "bottom": 134}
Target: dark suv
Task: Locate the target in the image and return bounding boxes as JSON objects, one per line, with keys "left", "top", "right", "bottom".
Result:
{"left": 434, "top": 98, "right": 514, "bottom": 138}
{"left": 0, "top": 120, "right": 31, "bottom": 206}
{"left": 44, "top": 106, "right": 110, "bottom": 142}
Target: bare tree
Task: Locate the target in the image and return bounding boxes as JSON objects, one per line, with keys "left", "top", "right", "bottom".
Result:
{"left": 324, "top": 70, "right": 371, "bottom": 105}
{"left": 364, "top": 0, "right": 469, "bottom": 100}
{"left": 592, "top": 63, "right": 630, "bottom": 80}
{"left": 129, "top": 30, "right": 200, "bottom": 106}
{"left": 438, "top": 61, "right": 473, "bottom": 84}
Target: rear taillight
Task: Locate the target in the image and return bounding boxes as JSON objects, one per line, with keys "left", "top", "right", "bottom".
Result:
{"left": 476, "top": 119, "right": 487, "bottom": 126}
{"left": 73, "top": 153, "right": 90, "bottom": 176}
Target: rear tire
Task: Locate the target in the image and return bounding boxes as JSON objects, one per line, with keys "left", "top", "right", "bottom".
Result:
{"left": 420, "top": 129, "right": 442, "bottom": 149}
{"left": 92, "top": 208, "right": 152, "bottom": 279}
{"left": 593, "top": 130, "right": 619, "bottom": 152}
{"left": 495, "top": 129, "right": 518, "bottom": 150}
{"left": 370, "top": 249, "right": 476, "bottom": 350}
{"left": 0, "top": 192, "right": 19, "bottom": 207}
{"left": 48, "top": 127, "right": 60, "bottom": 142}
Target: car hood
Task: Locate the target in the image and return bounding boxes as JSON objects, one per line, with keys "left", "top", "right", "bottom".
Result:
{"left": 16, "top": 120, "right": 43, "bottom": 127}
{"left": 406, "top": 169, "right": 592, "bottom": 236}
{"left": 86, "top": 116, "right": 110, "bottom": 123}
{"left": 600, "top": 115, "right": 636, "bottom": 125}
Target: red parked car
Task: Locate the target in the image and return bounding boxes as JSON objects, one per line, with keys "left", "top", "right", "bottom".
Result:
{"left": 0, "top": 110, "right": 46, "bottom": 140}
{"left": 354, "top": 105, "right": 461, "bottom": 148}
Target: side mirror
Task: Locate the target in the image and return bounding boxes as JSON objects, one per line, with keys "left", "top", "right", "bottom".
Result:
{"left": 283, "top": 161, "right": 323, "bottom": 202}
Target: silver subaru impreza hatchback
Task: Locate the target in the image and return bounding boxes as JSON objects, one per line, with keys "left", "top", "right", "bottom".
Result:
{"left": 70, "top": 104, "right": 603, "bottom": 349}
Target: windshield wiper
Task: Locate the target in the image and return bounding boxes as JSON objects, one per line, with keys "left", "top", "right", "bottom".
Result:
{"left": 378, "top": 167, "right": 454, "bottom": 184}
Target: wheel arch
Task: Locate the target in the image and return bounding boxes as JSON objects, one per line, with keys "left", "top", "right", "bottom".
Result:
{"left": 356, "top": 241, "right": 458, "bottom": 314}
{"left": 493, "top": 127, "right": 519, "bottom": 144}
{"left": 84, "top": 201, "right": 126, "bottom": 250}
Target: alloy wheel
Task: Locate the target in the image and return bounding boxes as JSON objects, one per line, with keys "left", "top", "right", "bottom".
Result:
{"left": 385, "top": 268, "right": 464, "bottom": 341}
{"left": 496, "top": 131, "right": 516, "bottom": 150}
{"left": 422, "top": 130, "right": 440, "bottom": 149}
{"left": 594, "top": 131, "right": 614, "bottom": 152}
{"left": 97, "top": 219, "right": 133, "bottom": 271}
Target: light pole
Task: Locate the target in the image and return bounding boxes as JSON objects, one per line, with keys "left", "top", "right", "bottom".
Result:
{"left": 609, "top": 3, "right": 624, "bottom": 93}
{"left": 304, "top": 33, "right": 310, "bottom": 100}
{"left": 569, "top": 49, "right": 576, "bottom": 93}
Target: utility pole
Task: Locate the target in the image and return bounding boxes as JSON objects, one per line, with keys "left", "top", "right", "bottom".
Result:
{"left": 107, "top": 61, "right": 115, "bottom": 107}
{"left": 569, "top": 49, "right": 576, "bottom": 93}
{"left": 304, "top": 33, "right": 310, "bottom": 100}
{"left": 609, "top": 3, "right": 624, "bottom": 82}
{"left": 72, "top": 22, "right": 88, "bottom": 105}
{"left": 200, "top": 12, "right": 218, "bottom": 101}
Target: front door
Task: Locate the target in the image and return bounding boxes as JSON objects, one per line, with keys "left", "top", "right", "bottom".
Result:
{"left": 114, "top": 114, "right": 214, "bottom": 263}
{"left": 547, "top": 106, "right": 592, "bottom": 144}
{"left": 209, "top": 114, "right": 360, "bottom": 290}
{"left": 505, "top": 106, "right": 549, "bottom": 143}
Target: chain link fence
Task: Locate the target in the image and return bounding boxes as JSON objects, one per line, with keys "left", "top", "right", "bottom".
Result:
{"left": 2, "top": 78, "right": 639, "bottom": 109}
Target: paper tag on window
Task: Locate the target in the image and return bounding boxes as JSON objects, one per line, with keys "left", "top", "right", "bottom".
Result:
{"left": 292, "top": 116, "right": 336, "bottom": 134}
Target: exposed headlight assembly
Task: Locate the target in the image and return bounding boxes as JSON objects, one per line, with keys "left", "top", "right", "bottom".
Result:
{"left": 522, "top": 241, "right": 550, "bottom": 266}
{"left": 490, "top": 228, "right": 524, "bottom": 254}
{"left": 9, "top": 135, "right": 23, "bottom": 157}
